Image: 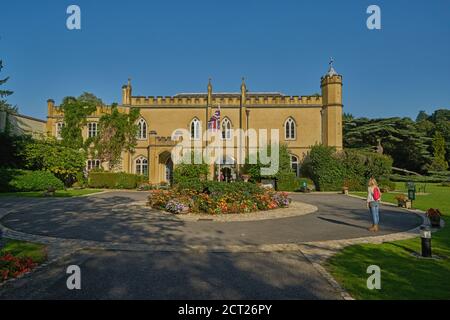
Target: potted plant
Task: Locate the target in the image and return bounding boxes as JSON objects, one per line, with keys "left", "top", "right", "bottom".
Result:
{"left": 426, "top": 208, "right": 442, "bottom": 228}
{"left": 394, "top": 194, "right": 411, "bottom": 208}
{"left": 342, "top": 186, "right": 349, "bottom": 195}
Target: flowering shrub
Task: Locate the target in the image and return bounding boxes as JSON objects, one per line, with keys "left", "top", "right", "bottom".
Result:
{"left": 272, "top": 192, "right": 290, "bottom": 207}
{"left": 148, "top": 181, "right": 291, "bottom": 215}
{"left": 166, "top": 199, "right": 190, "bottom": 214}
{"left": 0, "top": 253, "right": 37, "bottom": 282}
{"left": 147, "top": 189, "right": 173, "bottom": 209}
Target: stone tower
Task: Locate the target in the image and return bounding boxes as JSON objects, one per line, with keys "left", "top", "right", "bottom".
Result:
{"left": 320, "top": 59, "right": 343, "bottom": 150}
{"left": 122, "top": 78, "right": 132, "bottom": 105}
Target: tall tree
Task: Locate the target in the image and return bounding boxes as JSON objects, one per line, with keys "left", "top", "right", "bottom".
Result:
{"left": 0, "top": 59, "right": 18, "bottom": 135}
{"left": 0, "top": 59, "right": 13, "bottom": 110}
{"left": 343, "top": 112, "right": 354, "bottom": 122}
{"left": 431, "top": 109, "right": 450, "bottom": 163}
{"left": 93, "top": 104, "right": 140, "bottom": 170}
{"left": 416, "top": 110, "right": 429, "bottom": 122}
{"left": 344, "top": 117, "right": 431, "bottom": 172}
{"left": 22, "top": 138, "right": 86, "bottom": 185}
{"left": 60, "top": 92, "right": 102, "bottom": 149}
{"left": 429, "top": 131, "right": 448, "bottom": 171}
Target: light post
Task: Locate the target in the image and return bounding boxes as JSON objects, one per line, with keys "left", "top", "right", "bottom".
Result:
{"left": 420, "top": 226, "right": 432, "bottom": 258}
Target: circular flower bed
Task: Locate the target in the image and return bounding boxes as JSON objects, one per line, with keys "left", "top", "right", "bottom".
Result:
{"left": 147, "top": 182, "right": 291, "bottom": 214}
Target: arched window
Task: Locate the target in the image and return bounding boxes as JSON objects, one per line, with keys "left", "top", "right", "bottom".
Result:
{"left": 221, "top": 118, "right": 232, "bottom": 140}
{"left": 284, "top": 117, "right": 296, "bottom": 140}
{"left": 135, "top": 156, "right": 148, "bottom": 176}
{"left": 56, "top": 122, "right": 64, "bottom": 140}
{"left": 190, "top": 118, "right": 201, "bottom": 140}
{"left": 290, "top": 154, "right": 300, "bottom": 177}
{"left": 86, "top": 159, "right": 101, "bottom": 171}
{"left": 137, "top": 118, "right": 147, "bottom": 140}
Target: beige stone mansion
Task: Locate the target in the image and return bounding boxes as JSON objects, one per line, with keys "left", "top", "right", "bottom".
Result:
{"left": 46, "top": 64, "right": 343, "bottom": 184}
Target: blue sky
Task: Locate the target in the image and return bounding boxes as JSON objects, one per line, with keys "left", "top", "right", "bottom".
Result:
{"left": 1, "top": 0, "right": 449, "bottom": 120}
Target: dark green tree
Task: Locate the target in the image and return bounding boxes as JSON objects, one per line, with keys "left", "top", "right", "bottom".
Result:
{"left": 431, "top": 109, "right": 450, "bottom": 163}
{"left": 343, "top": 112, "right": 354, "bottom": 122}
{"left": 429, "top": 131, "right": 448, "bottom": 171}
{"left": 0, "top": 59, "right": 14, "bottom": 111}
{"left": 0, "top": 59, "right": 18, "bottom": 134}
{"left": 416, "top": 110, "right": 429, "bottom": 122}
{"left": 344, "top": 117, "right": 431, "bottom": 172}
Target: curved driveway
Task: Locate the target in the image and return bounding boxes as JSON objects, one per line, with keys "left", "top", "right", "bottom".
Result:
{"left": 0, "top": 191, "right": 422, "bottom": 247}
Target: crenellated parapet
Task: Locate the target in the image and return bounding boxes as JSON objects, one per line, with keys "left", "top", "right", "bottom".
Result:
{"left": 246, "top": 95, "right": 322, "bottom": 106}
{"left": 320, "top": 74, "right": 343, "bottom": 87}
{"left": 128, "top": 94, "right": 322, "bottom": 107}
{"left": 46, "top": 100, "right": 128, "bottom": 119}
{"left": 131, "top": 96, "right": 209, "bottom": 106}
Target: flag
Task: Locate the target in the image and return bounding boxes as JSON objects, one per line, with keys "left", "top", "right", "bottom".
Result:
{"left": 208, "top": 106, "right": 221, "bottom": 131}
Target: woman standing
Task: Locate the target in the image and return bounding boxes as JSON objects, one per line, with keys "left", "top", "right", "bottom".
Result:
{"left": 367, "top": 177, "right": 381, "bottom": 232}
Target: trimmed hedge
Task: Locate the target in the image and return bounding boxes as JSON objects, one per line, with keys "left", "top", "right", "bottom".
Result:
{"left": 0, "top": 169, "right": 64, "bottom": 192}
{"left": 276, "top": 172, "right": 301, "bottom": 192}
{"left": 88, "top": 172, "right": 146, "bottom": 189}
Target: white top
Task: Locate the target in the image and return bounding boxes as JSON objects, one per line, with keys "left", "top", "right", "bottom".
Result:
{"left": 367, "top": 186, "right": 377, "bottom": 202}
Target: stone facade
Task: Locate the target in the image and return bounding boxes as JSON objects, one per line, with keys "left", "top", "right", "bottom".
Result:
{"left": 46, "top": 65, "right": 343, "bottom": 184}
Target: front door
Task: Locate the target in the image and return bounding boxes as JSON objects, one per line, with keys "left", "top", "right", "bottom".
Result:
{"left": 165, "top": 158, "right": 173, "bottom": 185}
{"left": 221, "top": 167, "right": 232, "bottom": 182}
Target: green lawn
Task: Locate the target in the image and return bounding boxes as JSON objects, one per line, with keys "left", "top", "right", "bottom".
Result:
{"left": 327, "top": 183, "right": 450, "bottom": 299}
{"left": 351, "top": 182, "right": 450, "bottom": 214}
{"left": 0, "top": 239, "right": 47, "bottom": 264}
{"left": 0, "top": 188, "right": 103, "bottom": 198}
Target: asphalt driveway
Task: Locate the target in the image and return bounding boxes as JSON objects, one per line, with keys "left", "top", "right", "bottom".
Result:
{"left": 0, "top": 249, "right": 340, "bottom": 300}
{"left": 0, "top": 192, "right": 422, "bottom": 246}
{"left": 0, "top": 191, "right": 423, "bottom": 300}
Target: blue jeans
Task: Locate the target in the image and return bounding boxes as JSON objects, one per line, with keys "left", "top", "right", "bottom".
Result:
{"left": 369, "top": 201, "right": 380, "bottom": 225}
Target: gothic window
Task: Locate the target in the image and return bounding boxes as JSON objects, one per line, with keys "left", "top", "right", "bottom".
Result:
{"left": 86, "top": 159, "right": 101, "bottom": 171}
{"left": 137, "top": 118, "right": 147, "bottom": 140}
{"left": 88, "top": 122, "right": 98, "bottom": 138}
{"left": 284, "top": 117, "right": 296, "bottom": 140}
{"left": 190, "top": 118, "right": 201, "bottom": 140}
{"left": 221, "top": 118, "right": 232, "bottom": 140}
{"left": 135, "top": 156, "right": 148, "bottom": 176}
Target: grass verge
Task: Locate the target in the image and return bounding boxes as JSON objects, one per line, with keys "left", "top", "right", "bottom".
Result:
{"left": 327, "top": 183, "right": 450, "bottom": 299}
{"left": 0, "top": 239, "right": 48, "bottom": 283}
{"left": 0, "top": 188, "right": 103, "bottom": 198}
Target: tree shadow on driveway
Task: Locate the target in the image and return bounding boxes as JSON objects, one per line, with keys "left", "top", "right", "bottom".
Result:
{"left": 0, "top": 249, "right": 341, "bottom": 300}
